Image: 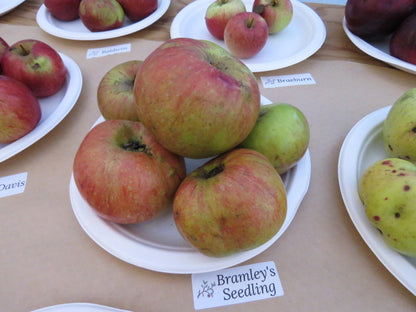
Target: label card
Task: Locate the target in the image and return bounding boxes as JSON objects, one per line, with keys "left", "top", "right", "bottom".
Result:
{"left": 261, "top": 73, "right": 316, "bottom": 88}
{"left": 0, "top": 172, "right": 27, "bottom": 199}
{"left": 86, "top": 43, "right": 131, "bottom": 59}
{"left": 191, "top": 261, "right": 284, "bottom": 310}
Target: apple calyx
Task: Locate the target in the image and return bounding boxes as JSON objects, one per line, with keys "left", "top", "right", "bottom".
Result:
{"left": 253, "top": 4, "right": 265, "bottom": 15}
{"left": 198, "top": 164, "right": 225, "bottom": 179}
{"left": 122, "top": 140, "right": 152, "bottom": 155}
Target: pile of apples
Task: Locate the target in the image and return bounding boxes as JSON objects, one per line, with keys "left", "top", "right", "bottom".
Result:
{"left": 205, "top": 0, "right": 293, "bottom": 59}
{"left": 73, "top": 38, "right": 309, "bottom": 257}
{"left": 359, "top": 88, "right": 416, "bottom": 258}
{"left": 44, "top": 0, "right": 158, "bottom": 32}
{"left": 345, "top": 0, "right": 416, "bottom": 65}
{"left": 0, "top": 38, "right": 66, "bottom": 143}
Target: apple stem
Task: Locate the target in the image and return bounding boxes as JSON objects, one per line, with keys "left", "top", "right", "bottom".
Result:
{"left": 246, "top": 16, "right": 256, "bottom": 29}
{"left": 122, "top": 140, "right": 153, "bottom": 155}
{"left": 18, "top": 43, "right": 30, "bottom": 56}
{"left": 201, "top": 164, "right": 225, "bottom": 179}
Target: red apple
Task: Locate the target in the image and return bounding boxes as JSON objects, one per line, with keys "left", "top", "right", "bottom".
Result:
{"left": 73, "top": 119, "right": 187, "bottom": 224}
{"left": 117, "top": 0, "right": 158, "bottom": 22}
{"left": 97, "top": 60, "right": 142, "bottom": 121}
{"left": 133, "top": 38, "right": 261, "bottom": 159}
{"left": 205, "top": 0, "right": 246, "bottom": 40}
{"left": 79, "top": 0, "right": 125, "bottom": 32}
{"left": 390, "top": 12, "right": 416, "bottom": 65}
{"left": 345, "top": 0, "right": 416, "bottom": 40}
{"left": 44, "top": 0, "right": 82, "bottom": 21}
{"left": 253, "top": 0, "right": 293, "bottom": 34}
{"left": 2, "top": 39, "right": 67, "bottom": 98}
{"left": 224, "top": 12, "right": 268, "bottom": 59}
{"left": 0, "top": 37, "right": 9, "bottom": 74}
{"left": 173, "top": 148, "right": 287, "bottom": 257}
{"left": 0, "top": 75, "right": 41, "bottom": 144}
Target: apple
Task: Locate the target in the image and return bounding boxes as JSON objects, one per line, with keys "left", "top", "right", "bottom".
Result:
{"left": 117, "top": 0, "right": 158, "bottom": 22}
{"left": 2, "top": 39, "right": 67, "bottom": 98}
{"left": 97, "top": 60, "right": 142, "bottom": 121}
{"left": 134, "top": 38, "right": 260, "bottom": 159}
{"left": 224, "top": 12, "right": 268, "bottom": 59}
{"left": 239, "top": 103, "right": 310, "bottom": 174}
{"left": 359, "top": 158, "right": 416, "bottom": 257}
{"left": 205, "top": 0, "right": 246, "bottom": 40}
{"left": 345, "top": 0, "right": 416, "bottom": 40}
{"left": 252, "top": 0, "right": 293, "bottom": 34}
{"left": 0, "top": 37, "right": 9, "bottom": 74}
{"left": 44, "top": 0, "right": 82, "bottom": 21}
{"left": 390, "top": 12, "right": 416, "bottom": 65}
{"left": 173, "top": 148, "right": 287, "bottom": 257}
{"left": 0, "top": 75, "right": 41, "bottom": 144}
{"left": 73, "top": 119, "right": 187, "bottom": 224}
{"left": 79, "top": 0, "right": 125, "bottom": 32}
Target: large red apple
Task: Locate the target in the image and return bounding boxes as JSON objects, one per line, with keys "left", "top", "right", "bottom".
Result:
{"left": 117, "top": 0, "right": 158, "bottom": 22}
{"left": 0, "top": 37, "right": 9, "bottom": 74}
{"left": 79, "top": 0, "right": 125, "bottom": 32}
{"left": 173, "top": 148, "right": 287, "bottom": 257}
{"left": 0, "top": 75, "right": 41, "bottom": 143}
{"left": 134, "top": 38, "right": 261, "bottom": 159}
{"left": 390, "top": 12, "right": 416, "bottom": 65}
{"left": 73, "top": 119, "right": 187, "bottom": 224}
{"left": 205, "top": 0, "right": 246, "bottom": 40}
{"left": 44, "top": 0, "right": 82, "bottom": 21}
{"left": 345, "top": 0, "right": 416, "bottom": 40}
{"left": 224, "top": 12, "right": 268, "bottom": 59}
{"left": 2, "top": 39, "right": 67, "bottom": 98}
{"left": 97, "top": 60, "right": 142, "bottom": 121}
{"left": 252, "top": 0, "right": 293, "bottom": 34}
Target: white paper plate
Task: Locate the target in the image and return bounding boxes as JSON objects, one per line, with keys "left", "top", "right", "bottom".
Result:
{"left": 36, "top": 0, "right": 170, "bottom": 41}
{"left": 32, "top": 303, "right": 131, "bottom": 312}
{"left": 0, "top": 53, "right": 82, "bottom": 163}
{"left": 0, "top": 0, "right": 25, "bottom": 16}
{"left": 170, "top": 0, "right": 326, "bottom": 72}
{"left": 69, "top": 96, "right": 311, "bottom": 274}
{"left": 338, "top": 105, "right": 416, "bottom": 295}
{"left": 342, "top": 17, "right": 416, "bottom": 75}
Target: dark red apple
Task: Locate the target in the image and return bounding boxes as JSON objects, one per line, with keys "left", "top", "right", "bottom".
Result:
{"left": 390, "top": 12, "right": 416, "bottom": 65}
{"left": 117, "top": 0, "right": 158, "bottom": 22}
{"left": 0, "top": 75, "right": 41, "bottom": 143}
{"left": 345, "top": 0, "right": 416, "bottom": 40}
{"left": 44, "top": 0, "right": 82, "bottom": 21}
{"left": 2, "top": 39, "right": 67, "bottom": 98}
{"left": 0, "top": 37, "right": 9, "bottom": 74}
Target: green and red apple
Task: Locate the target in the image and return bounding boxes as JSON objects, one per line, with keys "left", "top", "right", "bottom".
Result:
{"left": 224, "top": 12, "right": 268, "bottom": 59}
{"left": 0, "top": 37, "right": 9, "bottom": 74}
{"left": 0, "top": 75, "right": 41, "bottom": 143}
{"left": 117, "top": 0, "right": 158, "bottom": 22}
{"left": 44, "top": 0, "right": 82, "bottom": 21}
{"left": 73, "top": 119, "right": 186, "bottom": 224}
{"left": 205, "top": 0, "right": 246, "bottom": 40}
{"left": 97, "top": 60, "right": 141, "bottom": 121}
{"left": 252, "top": 0, "right": 293, "bottom": 34}
{"left": 134, "top": 38, "right": 261, "bottom": 159}
{"left": 239, "top": 103, "right": 309, "bottom": 174}
{"left": 2, "top": 39, "right": 67, "bottom": 98}
{"left": 79, "top": 0, "right": 125, "bottom": 32}
{"left": 359, "top": 158, "right": 416, "bottom": 257}
{"left": 173, "top": 148, "right": 287, "bottom": 257}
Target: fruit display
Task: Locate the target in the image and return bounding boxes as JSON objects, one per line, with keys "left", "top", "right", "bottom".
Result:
{"left": 44, "top": 0, "right": 158, "bottom": 32}
{"left": 0, "top": 37, "right": 68, "bottom": 143}
{"left": 345, "top": 0, "right": 416, "bottom": 65}
{"left": 358, "top": 88, "right": 416, "bottom": 258}
{"left": 205, "top": 0, "right": 293, "bottom": 58}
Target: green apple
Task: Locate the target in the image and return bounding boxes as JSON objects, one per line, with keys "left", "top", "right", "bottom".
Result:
{"left": 359, "top": 158, "right": 416, "bottom": 257}
{"left": 383, "top": 88, "right": 416, "bottom": 162}
{"left": 239, "top": 103, "right": 309, "bottom": 174}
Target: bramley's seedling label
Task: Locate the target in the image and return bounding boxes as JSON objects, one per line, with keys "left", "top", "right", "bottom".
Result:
{"left": 0, "top": 172, "right": 27, "bottom": 198}
{"left": 191, "top": 261, "right": 283, "bottom": 310}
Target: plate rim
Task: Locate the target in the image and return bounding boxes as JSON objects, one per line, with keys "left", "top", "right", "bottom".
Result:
{"left": 31, "top": 302, "right": 131, "bottom": 312}
{"left": 170, "top": 0, "right": 326, "bottom": 72}
{"left": 338, "top": 105, "right": 416, "bottom": 295}
{"left": 0, "top": 0, "right": 25, "bottom": 16}
{"left": 69, "top": 96, "right": 311, "bottom": 274}
{"left": 342, "top": 16, "right": 416, "bottom": 75}
{"left": 0, "top": 53, "right": 83, "bottom": 163}
{"left": 36, "top": 0, "right": 171, "bottom": 41}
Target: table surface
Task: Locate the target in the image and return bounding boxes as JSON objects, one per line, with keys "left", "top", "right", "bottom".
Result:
{"left": 1, "top": 1, "right": 416, "bottom": 311}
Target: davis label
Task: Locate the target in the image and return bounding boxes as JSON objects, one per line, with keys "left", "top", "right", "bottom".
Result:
{"left": 0, "top": 172, "right": 27, "bottom": 198}
{"left": 191, "top": 261, "right": 283, "bottom": 310}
